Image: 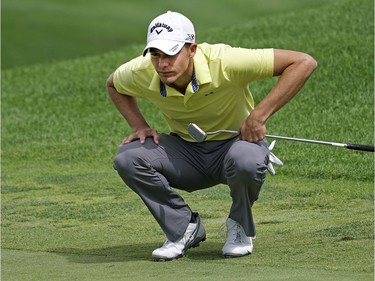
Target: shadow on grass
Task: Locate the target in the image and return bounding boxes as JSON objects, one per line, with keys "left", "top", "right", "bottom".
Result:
{"left": 51, "top": 241, "right": 224, "bottom": 264}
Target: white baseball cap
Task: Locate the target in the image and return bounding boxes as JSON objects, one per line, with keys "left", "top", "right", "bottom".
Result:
{"left": 143, "top": 11, "right": 195, "bottom": 56}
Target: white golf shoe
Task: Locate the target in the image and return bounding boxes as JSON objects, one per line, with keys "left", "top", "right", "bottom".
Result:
{"left": 222, "top": 218, "right": 253, "bottom": 258}
{"left": 152, "top": 213, "right": 206, "bottom": 261}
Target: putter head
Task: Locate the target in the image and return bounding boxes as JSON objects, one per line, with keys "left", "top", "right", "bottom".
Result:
{"left": 187, "top": 123, "right": 207, "bottom": 142}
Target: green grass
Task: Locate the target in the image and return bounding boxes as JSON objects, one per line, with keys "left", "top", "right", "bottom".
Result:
{"left": 2, "top": 0, "right": 343, "bottom": 69}
{"left": 1, "top": 0, "right": 374, "bottom": 280}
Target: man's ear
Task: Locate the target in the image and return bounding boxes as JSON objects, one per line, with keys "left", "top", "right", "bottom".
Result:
{"left": 189, "top": 44, "right": 197, "bottom": 58}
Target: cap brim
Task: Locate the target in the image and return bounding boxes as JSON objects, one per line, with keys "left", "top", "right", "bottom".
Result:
{"left": 143, "top": 39, "right": 184, "bottom": 56}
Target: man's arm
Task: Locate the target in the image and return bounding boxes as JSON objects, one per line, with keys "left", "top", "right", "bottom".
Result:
{"left": 106, "top": 73, "right": 160, "bottom": 144}
{"left": 240, "top": 49, "right": 318, "bottom": 143}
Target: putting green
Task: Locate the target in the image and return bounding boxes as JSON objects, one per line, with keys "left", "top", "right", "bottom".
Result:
{"left": 2, "top": 249, "right": 373, "bottom": 281}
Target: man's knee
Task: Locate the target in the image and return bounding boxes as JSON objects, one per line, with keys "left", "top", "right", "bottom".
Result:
{"left": 113, "top": 149, "right": 138, "bottom": 181}
{"left": 224, "top": 141, "right": 269, "bottom": 181}
{"left": 113, "top": 138, "right": 156, "bottom": 172}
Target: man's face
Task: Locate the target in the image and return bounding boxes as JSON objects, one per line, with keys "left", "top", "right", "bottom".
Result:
{"left": 150, "top": 44, "right": 196, "bottom": 86}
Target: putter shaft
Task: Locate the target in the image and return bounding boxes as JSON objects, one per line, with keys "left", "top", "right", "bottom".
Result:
{"left": 187, "top": 123, "right": 374, "bottom": 152}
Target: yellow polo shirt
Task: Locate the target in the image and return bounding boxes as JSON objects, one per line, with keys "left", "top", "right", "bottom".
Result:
{"left": 113, "top": 43, "right": 274, "bottom": 141}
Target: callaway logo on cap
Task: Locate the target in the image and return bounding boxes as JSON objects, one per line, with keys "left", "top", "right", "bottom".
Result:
{"left": 143, "top": 11, "right": 195, "bottom": 56}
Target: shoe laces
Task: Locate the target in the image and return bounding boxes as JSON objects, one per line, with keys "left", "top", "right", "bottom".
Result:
{"left": 228, "top": 221, "right": 246, "bottom": 243}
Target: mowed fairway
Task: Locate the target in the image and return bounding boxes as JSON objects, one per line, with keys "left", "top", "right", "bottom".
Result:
{"left": 2, "top": 0, "right": 343, "bottom": 69}
{"left": 1, "top": 0, "right": 374, "bottom": 280}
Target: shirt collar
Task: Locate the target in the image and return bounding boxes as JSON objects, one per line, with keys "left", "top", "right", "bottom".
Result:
{"left": 158, "top": 70, "right": 199, "bottom": 97}
{"left": 148, "top": 46, "right": 212, "bottom": 97}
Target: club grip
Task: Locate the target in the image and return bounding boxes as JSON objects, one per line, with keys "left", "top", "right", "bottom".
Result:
{"left": 346, "top": 143, "right": 375, "bottom": 152}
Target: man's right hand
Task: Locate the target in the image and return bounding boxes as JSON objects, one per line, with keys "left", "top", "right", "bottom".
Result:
{"left": 122, "top": 128, "right": 160, "bottom": 145}
{"left": 107, "top": 73, "right": 159, "bottom": 146}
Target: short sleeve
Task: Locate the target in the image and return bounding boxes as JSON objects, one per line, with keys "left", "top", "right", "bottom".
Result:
{"left": 222, "top": 47, "right": 274, "bottom": 85}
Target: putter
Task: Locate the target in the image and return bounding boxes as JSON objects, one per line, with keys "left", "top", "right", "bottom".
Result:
{"left": 187, "top": 123, "right": 374, "bottom": 152}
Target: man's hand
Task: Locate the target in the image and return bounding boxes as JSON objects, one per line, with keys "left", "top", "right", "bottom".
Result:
{"left": 122, "top": 128, "right": 160, "bottom": 145}
{"left": 240, "top": 50, "right": 317, "bottom": 143}
{"left": 107, "top": 73, "right": 159, "bottom": 145}
{"left": 240, "top": 113, "right": 266, "bottom": 143}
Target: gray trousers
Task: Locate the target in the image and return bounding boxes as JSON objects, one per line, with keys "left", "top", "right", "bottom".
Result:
{"left": 113, "top": 133, "right": 269, "bottom": 242}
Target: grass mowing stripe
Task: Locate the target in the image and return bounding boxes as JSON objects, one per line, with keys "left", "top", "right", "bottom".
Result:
{"left": 2, "top": 0, "right": 344, "bottom": 69}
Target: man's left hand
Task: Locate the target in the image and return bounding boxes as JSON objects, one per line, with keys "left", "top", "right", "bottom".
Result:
{"left": 240, "top": 114, "right": 266, "bottom": 143}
